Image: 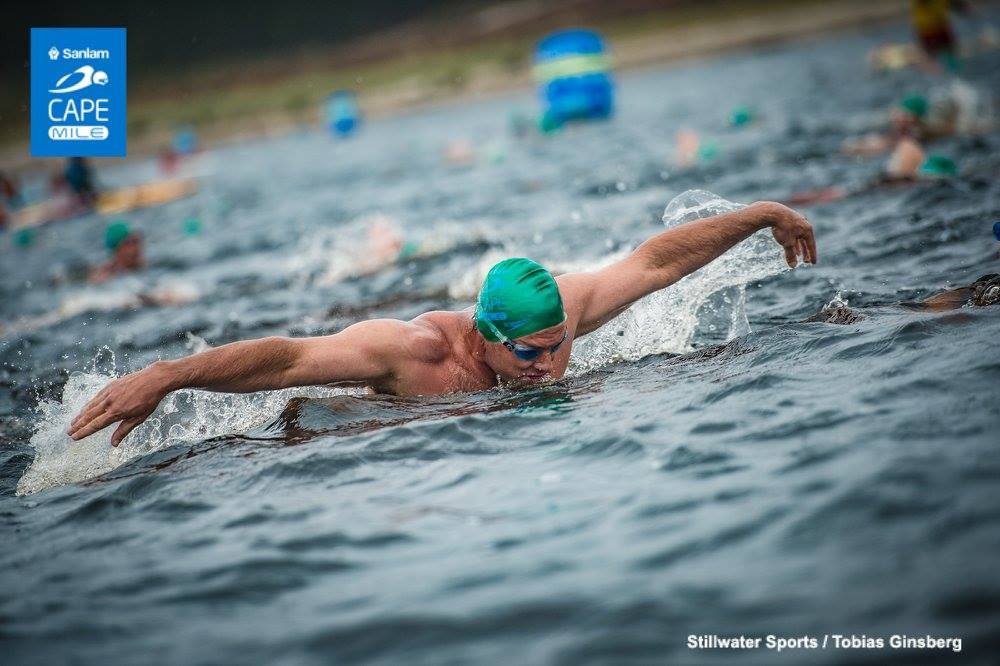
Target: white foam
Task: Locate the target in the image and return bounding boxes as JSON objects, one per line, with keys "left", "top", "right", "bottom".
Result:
{"left": 16, "top": 367, "right": 348, "bottom": 496}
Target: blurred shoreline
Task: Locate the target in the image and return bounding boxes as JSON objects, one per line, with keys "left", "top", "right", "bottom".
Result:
{"left": 0, "top": 0, "right": 918, "bottom": 173}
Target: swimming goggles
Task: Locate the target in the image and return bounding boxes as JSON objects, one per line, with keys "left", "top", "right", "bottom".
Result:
{"left": 480, "top": 316, "right": 567, "bottom": 361}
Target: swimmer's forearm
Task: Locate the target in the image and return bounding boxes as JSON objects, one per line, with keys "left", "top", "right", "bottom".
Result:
{"left": 153, "top": 337, "right": 302, "bottom": 393}
{"left": 635, "top": 201, "right": 777, "bottom": 284}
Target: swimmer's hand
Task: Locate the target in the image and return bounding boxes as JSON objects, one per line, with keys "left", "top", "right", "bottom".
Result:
{"left": 765, "top": 202, "right": 818, "bottom": 267}
{"left": 67, "top": 326, "right": 410, "bottom": 445}
{"left": 68, "top": 366, "right": 169, "bottom": 446}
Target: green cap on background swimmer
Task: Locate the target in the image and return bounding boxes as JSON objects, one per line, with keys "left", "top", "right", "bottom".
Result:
{"left": 898, "top": 95, "right": 929, "bottom": 119}
{"left": 920, "top": 155, "right": 957, "bottom": 177}
{"left": 104, "top": 221, "right": 131, "bottom": 250}
{"left": 475, "top": 258, "right": 565, "bottom": 342}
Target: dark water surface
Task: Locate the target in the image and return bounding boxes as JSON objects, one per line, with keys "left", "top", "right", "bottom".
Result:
{"left": 3, "top": 19, "right": 1000, "bottom": 665}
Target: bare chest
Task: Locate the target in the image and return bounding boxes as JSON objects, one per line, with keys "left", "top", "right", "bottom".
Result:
{"left": 383, "top": 357, "right": 497, "bottom": 397}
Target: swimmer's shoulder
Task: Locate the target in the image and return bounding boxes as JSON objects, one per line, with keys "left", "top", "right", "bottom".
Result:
{"left": 555, "top": 272, "right": 597, "bottom": 319}
{"left": 404, "top": 310, "right": 465, "bottom": 363}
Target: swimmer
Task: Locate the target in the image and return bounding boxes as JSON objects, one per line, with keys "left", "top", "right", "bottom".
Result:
{"left": 358, "top": 218, "right": 406, "bottom": 275}
{"left": 842, "top": 95, "right": 954, "bottom": 158}
{"left": 88, "top": 222, "right": 145, "bottom": 284}
{"left": 316, "top": 217, "right": 424, "bottom": 285}
{"left": 158, "top": 146, "right": 181, "bottom": 175}
{"left": 807, "top": 274, "right": 1000, "bottom": 325}
{"left": 444, "top": 139, "right": 476, "bottom": 167}
{"left": 67, "top": 201, "right": 817, "bottom": 445}
{"left": 0, "top": 170, "right": 22, "bottom": 226}
{"left": 784, "top": 138, "right": 956, "bottom": 206}
{"left": 65, "top": 157, "right": 98, "bottom": 207}
{"left": 0, "top": 171, "right": 14, "bottom": 228}
{"left": 916, "top": 273, "right": 1000, "bottom": 309}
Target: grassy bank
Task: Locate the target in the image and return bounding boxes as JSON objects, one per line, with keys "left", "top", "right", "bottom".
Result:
{"left": 2, "top": 0, "right": 912, "bottom": 170}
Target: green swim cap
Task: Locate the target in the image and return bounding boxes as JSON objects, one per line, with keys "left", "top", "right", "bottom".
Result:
{"left": 729, "top": 105, "right": 754, "bottom": 127}
{"left": 920, "top": 155, "right": 957, "bottom": 177}
{"left": 397, "top": 240, "right": 420, "bottom": 260}
{"left": 182, "top": 217, "right": 202, "bottom": 236}
{"left": 697, "top": 139, "right": 720, "bottom": 161}
{"left": 14, "top": 228, "right": 35, "bottom": 247}
{"left": 475, "top": 258, "right": 565, "bottom": 342}
{"left": 105, "top": 221, "right": 130, "bottom": 250}
{"left": 898, "top": 95, "right": 929, "bottom": 119}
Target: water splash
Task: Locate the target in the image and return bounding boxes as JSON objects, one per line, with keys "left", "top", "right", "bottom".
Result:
{"left": 825, "top": 291, "right": 850, "bottom": 310}
{"left": 16, "top": 366, "right": 349, "bottom": 496}
{"left": 572, "top": 190, "right": 789, "bottom": 369}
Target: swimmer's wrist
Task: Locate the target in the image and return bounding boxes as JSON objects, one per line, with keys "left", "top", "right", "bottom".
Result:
{"left": 147, "top": 359, "right": 184, "bottom": 392}
{"left": 750, "top": 201, "right": 790, "bottom": 229}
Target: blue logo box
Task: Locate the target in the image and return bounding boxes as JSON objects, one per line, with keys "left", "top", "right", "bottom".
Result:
{"left": 31, "top": 27, "right": 127, "bottom": 157}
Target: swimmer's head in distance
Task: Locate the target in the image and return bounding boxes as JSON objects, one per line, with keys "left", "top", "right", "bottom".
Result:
{"left": 104, "top": 221, "right": 131, "bottom": 250}
{"left": 919, "top": 155, "right": 957, "bottom": 177}
{"left": 898, "top": 94, "right": 929, "bottom": 119}
{"left": 475, "top": 258, "right": 565, "bottom": 342}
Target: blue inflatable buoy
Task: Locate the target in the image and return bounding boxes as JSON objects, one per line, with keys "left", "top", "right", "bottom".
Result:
{"left": 327, "top": 90, "right": 361, "bottom": 137}
{"left": 533, "top": 30, "right": 614, "bottom": 128}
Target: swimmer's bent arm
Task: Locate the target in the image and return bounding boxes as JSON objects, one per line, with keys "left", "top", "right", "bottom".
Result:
{"left": 564, "top": 202, "right": 817, "bottom": 336}
{"left": 68, "top": 320, "right": 408, "bottom": 446}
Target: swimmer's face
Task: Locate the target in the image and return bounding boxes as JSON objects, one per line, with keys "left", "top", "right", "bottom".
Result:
{"left": 890, "top": 109, "right": 920, "bottom": 135}
{"left": 115, "top": 235, "right": 143, "bottom": 268}
{"left": 487, "top": 321, "right": 569, "bottom": 386}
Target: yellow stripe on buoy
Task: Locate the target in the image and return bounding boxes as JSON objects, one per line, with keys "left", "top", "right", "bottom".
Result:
{"left": 532, "top": 54, "right": 611, "bottom": 82}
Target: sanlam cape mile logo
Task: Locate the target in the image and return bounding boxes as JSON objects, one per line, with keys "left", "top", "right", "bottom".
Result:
{"left": 31, "top": 28, "right": 126, "bottom": 157}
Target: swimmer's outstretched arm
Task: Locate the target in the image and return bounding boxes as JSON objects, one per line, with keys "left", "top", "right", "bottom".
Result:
{"left": 562, "top": 201, "right": 817, "bottom": 335}
{"left": 68, "top": 320, "right": 412, "bottom": 446}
